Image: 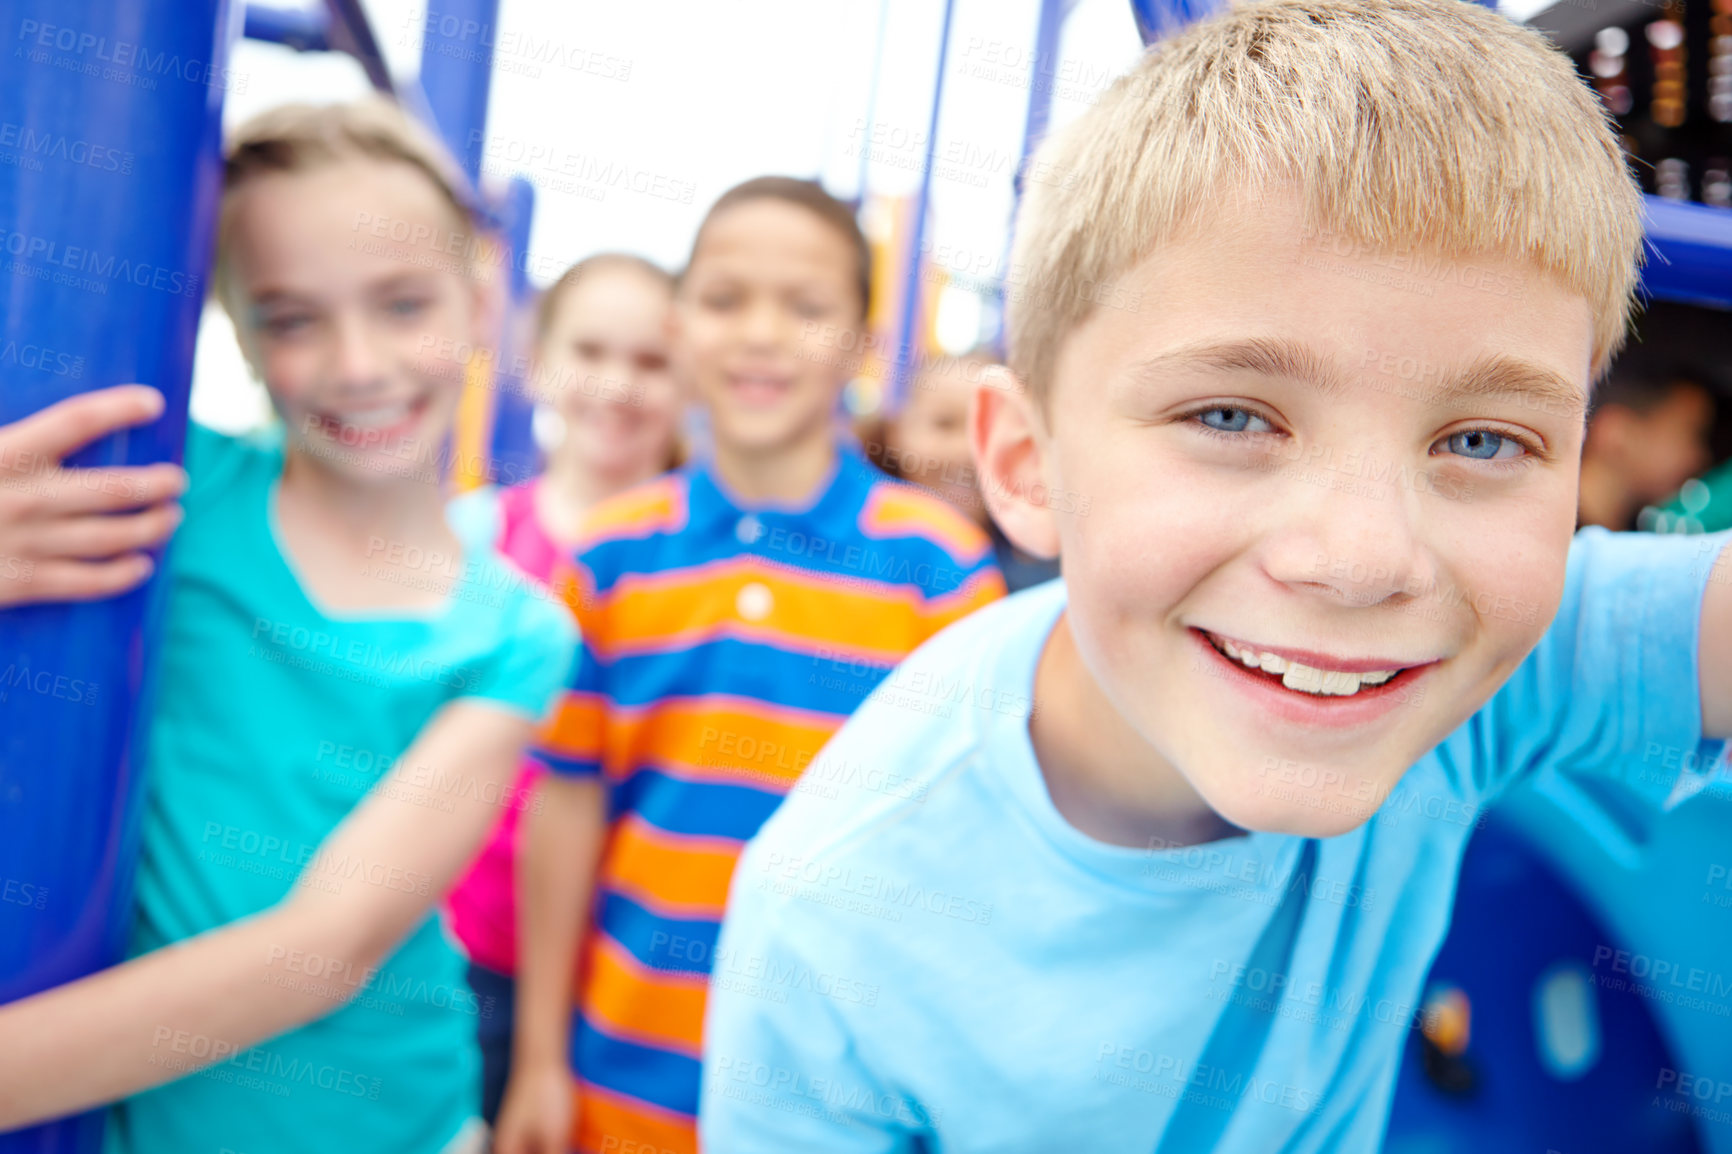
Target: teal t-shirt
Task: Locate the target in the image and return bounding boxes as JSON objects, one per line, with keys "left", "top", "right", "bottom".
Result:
{"left": 106, "top": 425, "right": 576, "bottom": 1154}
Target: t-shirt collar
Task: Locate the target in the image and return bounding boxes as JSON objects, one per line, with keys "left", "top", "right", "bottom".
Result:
{"left": 981, "top": 581, "right": 1307, "bottom": 899}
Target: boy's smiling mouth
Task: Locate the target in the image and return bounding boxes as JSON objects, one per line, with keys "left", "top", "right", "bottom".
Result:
{"left": 1195, "top": 628, "right": 1429, "bottom": 699}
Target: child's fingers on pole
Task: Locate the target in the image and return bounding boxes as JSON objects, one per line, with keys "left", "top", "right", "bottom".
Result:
{"left": 22, "top": 462, "right": 188, "bottom": 516}
{"left": 0, "top": 554, "right": 155, "bottom": 607}
{"left": 0, "top": 385, "right": 167, "bottom": 469}
{"left": 31, "top": 504, "right": 184, "bottom": 561}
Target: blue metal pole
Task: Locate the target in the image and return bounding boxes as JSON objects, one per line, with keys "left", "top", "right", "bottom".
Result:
{"left": 419, "top": 0, "right": 500, "bottom": 189}
{"left": 891, "top": 0, "right": 959, "bottom": 411}
{"left": 488, "top": 175, "right": 540, "bottom": 488}
{"left": 855, "top": 0, "right": 892, "bottom": 203}
{"left": 1639, "top": 194, "right": 1732, "bottom": 310}
{"left": 417, "top": 0, "right": 534, "bottom": 485}
{"left": 1129, "top": 0, "right": 1223, "bottom": 44}
{"left": 0, "top": 2, "right": 235, "bottom": 1151}
{"left": 242, "top": 1, "right": 329, "bottom": 51}
{"left": 992, "top": 0, "right": 1072, "bottom": 353}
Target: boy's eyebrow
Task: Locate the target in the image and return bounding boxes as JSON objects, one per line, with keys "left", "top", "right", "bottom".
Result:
{"left": 371, "top": 270, "right": 442, "bottom": 294}
{"left": 1437, "top": 356, "right": 1588, "bottom": 422}
{"left": 1124, "top": 338, "right": 1349, "bottom": 398}
{"left": 1123, "top": 339, "right": 1587, "bottom": 420}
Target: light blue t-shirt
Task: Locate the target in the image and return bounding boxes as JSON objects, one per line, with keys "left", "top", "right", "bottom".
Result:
{"left": 701, "top": 528, "right": 1730, "bottom": 1153}
{"left": 106, "top": 425, "right": 576, "bottom": 1154}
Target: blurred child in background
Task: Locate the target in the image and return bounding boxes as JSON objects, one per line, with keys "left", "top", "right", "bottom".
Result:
{"left": 1577, "top": 365, "right": 1716, "bottom": 529}
{"left": 494, "top": 177, "right": 1006, "bottom": 1154}
{"left": 871, "top": 347, "right": 1060, "bottom": 591}
{"left": 0, "top": 100, "right": 575, "bottom": 1154}
{"left": 443, "top": 252, "right": 683, "bottom": 1127}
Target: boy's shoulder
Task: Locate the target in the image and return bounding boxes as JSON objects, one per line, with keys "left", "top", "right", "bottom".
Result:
{"left": 745, "top": 580, "right": 1063, "bottom": 880}
{"left": 853, "top": 470, "right": 994, "bottom": 569}
{"left": 574, "top": 472, "right": 691, "bottom": 554}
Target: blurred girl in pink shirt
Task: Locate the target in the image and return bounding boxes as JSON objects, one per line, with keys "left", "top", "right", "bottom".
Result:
{"left": 444, "top": 253, "right": 682, "bottom": 1127}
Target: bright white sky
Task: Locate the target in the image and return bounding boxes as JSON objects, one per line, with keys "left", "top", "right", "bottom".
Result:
{"left": 193, "top": 0, "right": 1145, "bottom": 429}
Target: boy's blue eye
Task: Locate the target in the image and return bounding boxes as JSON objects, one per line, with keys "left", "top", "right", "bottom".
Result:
{"left": 1443, "top": 430, "right": 1522, "bottom": 460}
{"left": 388, "top": 298, "right": 431, "bottom": 318}
{"left": 1194, "top": 406, "right": 1271, "bottom": 434}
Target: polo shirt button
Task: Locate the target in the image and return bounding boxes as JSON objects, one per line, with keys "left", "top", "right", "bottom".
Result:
{"left": 736, "top": 514, "right": 763, "bottom": 545}
{"left": 736, "top": 582, "right": 773, "bottom": 621}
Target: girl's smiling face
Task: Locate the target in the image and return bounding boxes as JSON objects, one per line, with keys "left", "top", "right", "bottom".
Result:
{"left": 224, "top": 158, "right": 491, "bottom": 483}
{"left": 983, "top": 192, "right": 1596, "bottom": 837}
{"left": 534, "top": 265, "right": 679, "bottom": 481}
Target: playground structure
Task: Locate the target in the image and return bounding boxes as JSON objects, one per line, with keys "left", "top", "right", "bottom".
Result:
{"left": 1, "top": 2, "right": 1729, "bottom": 1151}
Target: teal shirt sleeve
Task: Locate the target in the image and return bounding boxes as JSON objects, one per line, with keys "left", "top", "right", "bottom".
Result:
{"left": 1452, "top": 527, "right": 1732, "bottom": 811}
{"left": 457, "top": 570, "right": 577, "bottom": 721}
{"left": 182, "top": 421, "right": 275, "bottom": 508}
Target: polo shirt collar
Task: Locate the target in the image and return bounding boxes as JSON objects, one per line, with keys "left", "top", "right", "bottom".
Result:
{"left": 685, "top": 446, "right": 877, "bottom": 538}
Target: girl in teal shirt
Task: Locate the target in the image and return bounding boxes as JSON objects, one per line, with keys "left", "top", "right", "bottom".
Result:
{"left": 0, "top": 100, "right": 574, "bottom": 1154}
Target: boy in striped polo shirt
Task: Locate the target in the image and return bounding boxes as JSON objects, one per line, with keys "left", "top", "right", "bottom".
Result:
{"left": 493, "top": 178, "right": 1006, "bottom": 1154}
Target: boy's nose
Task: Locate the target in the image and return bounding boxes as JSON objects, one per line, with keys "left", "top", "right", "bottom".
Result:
{"left": 739, "top": 299, "right": 789, "bottom": 348}
{"left": 1266, "top": 482, "right": 1434, "bottom": 609}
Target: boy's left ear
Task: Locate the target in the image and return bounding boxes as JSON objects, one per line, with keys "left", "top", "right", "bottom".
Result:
{"left": 971, "top": 367, "right": 1061, "bottom": 560}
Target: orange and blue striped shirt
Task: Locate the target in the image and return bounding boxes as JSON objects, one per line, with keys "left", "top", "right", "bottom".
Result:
{"left": 533, "top": 450, "right": 1006, "bottom": 1154}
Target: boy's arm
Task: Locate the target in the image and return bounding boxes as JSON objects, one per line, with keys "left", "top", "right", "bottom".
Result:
{"left": 494, "top": 772, "right": 605, "bottom": 1154}
{"left": 0, "top": 697, "right": 535, "bottom": 1128}
{"left": 497, "top": 558, "right": 611, "bottom": 1154}
{"left": 1699, "top": 537, "right": 1732, "bottom": 740}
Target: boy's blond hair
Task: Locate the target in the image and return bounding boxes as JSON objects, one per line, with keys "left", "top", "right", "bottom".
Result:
{"left": 212, "top": 99, "right": 484, "bottom": 315}
{"left": 1008, "top": 0, "right": 1644, "bottom": 404}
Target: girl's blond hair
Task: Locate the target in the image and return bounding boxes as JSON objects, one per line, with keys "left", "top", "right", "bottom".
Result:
{"left": 212, "top": 99, "right": 485, "bottom": 315}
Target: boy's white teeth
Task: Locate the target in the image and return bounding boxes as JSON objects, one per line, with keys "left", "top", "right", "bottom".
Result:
{"left": 1215, "top": 635, "right": 1398, "bottom": 696}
